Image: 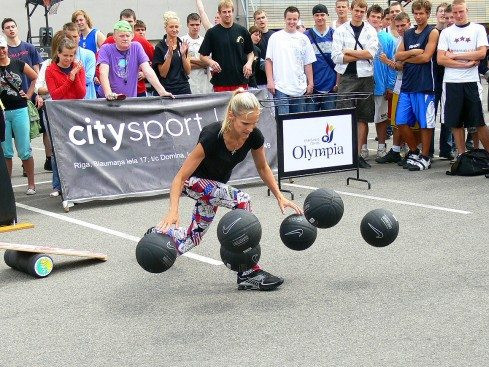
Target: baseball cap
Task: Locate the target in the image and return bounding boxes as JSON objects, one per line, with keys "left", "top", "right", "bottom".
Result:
{"left": 0, "top": 36, "right": 7, "bottom": 48}
{"left": 113, "top": 20, "right": 133, "bottom": 33}
{"left": 312, "top": 4, "right": 329, "bottom": 15}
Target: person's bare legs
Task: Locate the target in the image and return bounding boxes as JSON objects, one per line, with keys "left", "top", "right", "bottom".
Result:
{"left": 476, "top": 125, "right": 489, "bottom": 151}
{"left": 22, "top": 157, "right": 35, "bottom": 189}
{"left": 420, "top": 128, "right": 434, "bottom": 157}
{"left": 375, "top": 120, "right": 387, "bottom": 145}
{"left": 358, "top": 120, "right": 368, "bottom": 153}
{"left": 399, "top": 125, "right": 417, "bottom": 151}
{"left": 452, "top": 127, "right": 466, "bottom": 156}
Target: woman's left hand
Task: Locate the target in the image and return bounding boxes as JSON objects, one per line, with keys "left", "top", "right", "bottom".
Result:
{"left": 277, "top": 194, "right": 303, "bottom": 215}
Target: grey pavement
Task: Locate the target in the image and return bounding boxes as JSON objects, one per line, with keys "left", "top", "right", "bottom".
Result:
{"left": 1, "top": 81, "right": 489, "bottom": 366}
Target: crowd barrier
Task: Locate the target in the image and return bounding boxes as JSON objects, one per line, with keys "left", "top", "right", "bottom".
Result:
{"left": 45, "top": 90, "right": 277, "bottom": 211}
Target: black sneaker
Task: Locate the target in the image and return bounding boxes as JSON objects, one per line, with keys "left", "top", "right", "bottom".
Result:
{"left": 397, "top": 155, "right": 408, "bottom": 166}
{"left": 439, "top": 152, "right": 455, "bottom": 160}
{"left": 44, "top": 157, "right": 52, "bottom": 171}
{"left": 237, "top": 270, "right": 284, "bottom": 291}
{"left": 358, "top": 156, "right": 371, "bottom": 169}
{"left": 145, "top": 226, "right": 162, "bottom": 235}
{"left": 402, "top": 150, "right": 420, "bottom": 169}
{"left": 375, "top": 148, "right": 401, "bottom": 164}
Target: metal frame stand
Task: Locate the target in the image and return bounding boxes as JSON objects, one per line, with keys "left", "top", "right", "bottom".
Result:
{"left": 261, "top": 92, "right": 372, "bottom": 199}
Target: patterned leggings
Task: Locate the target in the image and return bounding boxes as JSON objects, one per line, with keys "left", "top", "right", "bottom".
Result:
{"left": 166, "top": 177, "right": 256, "bottom": 258}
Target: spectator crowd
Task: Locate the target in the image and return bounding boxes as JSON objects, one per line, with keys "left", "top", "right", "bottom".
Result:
{"left": 1, "top": 0, "right": 489, "bottom": 196}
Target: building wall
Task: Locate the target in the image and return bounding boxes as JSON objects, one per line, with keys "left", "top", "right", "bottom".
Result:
{"left": 1, "top": 0, "right": 221, "bottom": 43}
{"left": 246, "top": 0, "right": 489, "bottom": 29}
{"left": 3, "top": 0, "right": 488, "bottom": 45}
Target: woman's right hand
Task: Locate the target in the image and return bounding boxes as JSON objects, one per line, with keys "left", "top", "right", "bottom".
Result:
{"left": 156, "top": 210, "right": 179, "bottom": 233}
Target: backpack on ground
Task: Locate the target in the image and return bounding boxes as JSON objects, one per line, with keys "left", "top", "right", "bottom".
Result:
{"left": 446, "top": 149, "right": 489, "bottom": 176}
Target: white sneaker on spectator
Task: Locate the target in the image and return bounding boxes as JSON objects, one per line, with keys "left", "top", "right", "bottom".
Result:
{"left": 376, "top": 146, "right": 387, "bottom": 158}
{"left": 26, "top": 188, "right": 36, "bottom": 195}
{"left": 408, "top": 155, "right": 431, "bottom": 171}
{"left": 360, "top": 148, "right": 369, "bottom": 160}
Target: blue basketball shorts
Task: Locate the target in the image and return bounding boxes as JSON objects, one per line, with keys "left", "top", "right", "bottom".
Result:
{"left": 395, "top": 92, "right": 436, "bottom": 129}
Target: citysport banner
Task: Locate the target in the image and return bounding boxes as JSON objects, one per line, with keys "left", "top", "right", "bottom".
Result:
{"left": 45, "top": 90, "right": 277, "bottom": 207}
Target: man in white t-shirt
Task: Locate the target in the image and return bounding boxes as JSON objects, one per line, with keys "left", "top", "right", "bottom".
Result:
{"left": 265, "top": 6, "right": 316, "bottom": 115}
{"left": 182, "top": 13, "right": 212, "bottom": 94}
{"left": 437, "top": 0, "right": 489, "bottom": 157}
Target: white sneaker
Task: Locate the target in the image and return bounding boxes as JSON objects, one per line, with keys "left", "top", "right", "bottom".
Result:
{"left": 376, "top": 146, "right": 387, "bottom": 158}
{"left": 26, "top": 188, "right": 36, "bottom": 195}
{"left": 360, "top": 148, "right": 369, "bottom": 160}
{"left": 50, "top": 190, "right": 61, "bottom": 197}
{"left": 408, "top": 155, "right": 431, "bottom": 171}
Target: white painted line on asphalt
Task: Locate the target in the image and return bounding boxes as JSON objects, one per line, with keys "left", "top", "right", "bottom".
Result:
{"left": 15, "top": 202, "right": 223, "bottom": 266}
{"left": 12, "top": 180, "right": 51, "bottom": 188}
{"left": 283, "top": 183, "right": 472, "bottom": 215}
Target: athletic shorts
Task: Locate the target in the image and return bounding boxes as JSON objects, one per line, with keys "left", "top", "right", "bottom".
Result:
{"left": 395, "top": 92, "right": 435, "bottom": 129}
{"left": 390, "top": 93, "right": 399, "bottom": 126}
{"left": 374, "top": 96, "right": 388, "bottom": 123}
{"left": 391, "top": 93, "right": 420, "bottom": 130}
{"left": 441, "top": 82, "right": 485, "bottom": 129}
{"left": 337, "top": 74, "right": 374, "bottom": 122}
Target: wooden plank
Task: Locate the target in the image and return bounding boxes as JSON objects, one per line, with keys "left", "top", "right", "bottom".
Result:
{"left": 0, "top": 242, "right": 108, "bottom": 261}
{"left": 0, "top": 222, "right": 34, "bottom": 233}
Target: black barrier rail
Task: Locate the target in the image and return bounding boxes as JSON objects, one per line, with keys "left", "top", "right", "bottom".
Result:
{"left": 260, "top": 92, "right": 372, "bottom": 200}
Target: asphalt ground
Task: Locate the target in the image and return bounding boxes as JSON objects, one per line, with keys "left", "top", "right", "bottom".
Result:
{"left": 1, "top": 82, "right": 489, "bottom": 366}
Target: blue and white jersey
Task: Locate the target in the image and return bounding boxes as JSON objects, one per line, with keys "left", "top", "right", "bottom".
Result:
{"left": 306, "top": 27, "right": 336, "bottom": 93}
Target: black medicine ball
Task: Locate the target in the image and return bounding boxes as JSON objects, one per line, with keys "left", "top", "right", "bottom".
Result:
{"left": 220, "top": 245, "right": 261, "bottom": 272}
{"left": 304, "top": 188, "right": 344, "bottom": 228}
{"left": 360, "top": 208, "right": 399, "bottom": 247}
{"left": 217, "top": 209, "right": 262, "bottom": 252}
{"left": 136, "top": 232, "right": 177, "bottom": 273}
{"left": 279, "top": 214, "right": 318, "bottom": 251}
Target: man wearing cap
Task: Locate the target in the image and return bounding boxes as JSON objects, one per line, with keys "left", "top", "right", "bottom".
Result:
{"left": 97, "top": 20, "right": 172, "bottom": 100}
{"left": 306, "top": 4, "right": 337, "bottom": 110}
{"left": 266, "top": 6, "right": 316, "bottom": 115}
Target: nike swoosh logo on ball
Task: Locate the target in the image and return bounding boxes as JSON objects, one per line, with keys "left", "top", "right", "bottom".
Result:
{"left": 222, "top": 218, "right": 241, "bottom": 234}
{"left": 368, "top": 223, "right": 384, "bottom": 238}
{"left": 285, "top": 229, "right": 303, "bottom": 237}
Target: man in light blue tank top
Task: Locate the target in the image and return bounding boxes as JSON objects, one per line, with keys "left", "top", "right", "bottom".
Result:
{"left": 394, "top": 0, "right": 439, "bottom": 171}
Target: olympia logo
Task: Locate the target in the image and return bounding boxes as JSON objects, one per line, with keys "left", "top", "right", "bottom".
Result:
{"left": 292, "top": 123, "right": 344, "bottom": 161}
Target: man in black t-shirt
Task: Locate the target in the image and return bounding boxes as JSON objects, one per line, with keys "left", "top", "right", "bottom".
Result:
{"left": 199, "top": 0, "right": 254, "bottom": 92}
{"left": 253, "top": 9, "right": 274, "bottom": 88}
